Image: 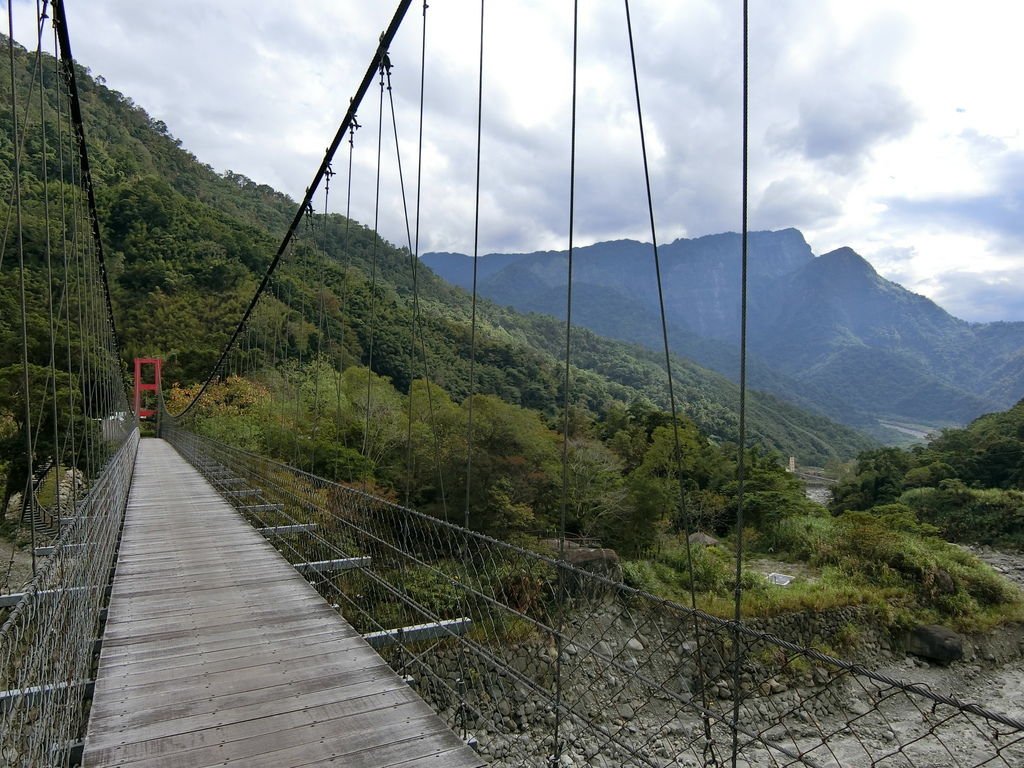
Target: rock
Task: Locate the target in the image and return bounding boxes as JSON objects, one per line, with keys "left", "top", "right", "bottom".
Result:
{"left": 933, "top": 568, "right": 956, "bottom": 595}
{"left": 563, "top": 546, "right": 620, "bottom": 574}
{"left": 905, "top": 624, "right": 963, "bottom": 665}
{"left": 625, "top": 637, "right": 644, "bottom": 652}
{"left": 848, "top": 699, "right": 871, "bottom": 717}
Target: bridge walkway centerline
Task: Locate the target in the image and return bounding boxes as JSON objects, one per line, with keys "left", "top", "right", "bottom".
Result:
{"left": 83, "top": 437, "right": 485, "bottom": 768}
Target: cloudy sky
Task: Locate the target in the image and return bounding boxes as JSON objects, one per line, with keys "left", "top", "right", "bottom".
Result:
{"left": 13, "top": 1, "right": 1024, "bottom": 321}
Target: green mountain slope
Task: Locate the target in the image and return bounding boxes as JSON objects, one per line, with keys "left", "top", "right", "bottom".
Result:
{"left": 0, "top": 36, "right": 872, "bottom": 464}
{"left": 425, "top": 234, "right": 1024, "bottom": 438}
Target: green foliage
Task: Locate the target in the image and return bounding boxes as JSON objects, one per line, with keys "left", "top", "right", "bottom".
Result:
{"left": 3, "top": 36, "right": 872, "bottom": 465}
{"left": 832, "top": 398, "right": 1024, "bottom": 548}
{"left": 401, "top": 563, "right": 463, "bottom": 617}
{"left": 831, "top": 447, "right": 913, "bottom": 512}
{"left": 820, "top": 508, "right": 1020, "bottom": 626}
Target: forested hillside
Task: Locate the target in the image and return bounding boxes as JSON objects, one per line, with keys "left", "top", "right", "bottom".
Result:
{"left": 833, "top": 399, "right": 1024, "bottom": 549}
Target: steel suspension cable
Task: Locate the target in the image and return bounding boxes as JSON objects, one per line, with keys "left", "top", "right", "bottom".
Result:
{"left": 407, "top": 0, "right": 450, "bottom": 521}
{"left": 730, "top": 0, "right": 751, "bottom": 762}
{"left": 361, "top": 59, "right": 387, "bottom": 467}
{"left": 622, "top": 0, "right": 717, "bottom": 754}
{"left": 464, "top": 0, "right": 485, "bottom": 532}
{"left": 553, "top": 3, "right": 580, "bottom": 762}
{"left": 52, "top": 0, "right": 124, "bottom": 372}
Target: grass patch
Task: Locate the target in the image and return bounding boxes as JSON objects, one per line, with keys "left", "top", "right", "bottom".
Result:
{"left": 622, "top": 508, "right": 1024, "bottom": 634}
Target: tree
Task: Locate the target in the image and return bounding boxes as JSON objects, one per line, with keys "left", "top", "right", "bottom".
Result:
{"left": 564, "top": 438, "right": 633, "bottom": 540}
{"left": 831, "top": 447, "right": 912, "bottom": 512}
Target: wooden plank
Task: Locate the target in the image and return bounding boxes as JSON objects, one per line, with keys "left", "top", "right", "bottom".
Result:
{"left": 97, "top": 621, "right": 359, "bottom": 666}
{"left": 86, "top": 684, "right": 421, "bottom": 751}
{"left": 93, "top": 713, "right": 447, "bottom": 767}
{"left": 83, "top": 438, "right": 484, "bottom": 768}
{"left": 87, "top": 666, "right": 411, "bottom": 728}
{"left": 244, "top": 728, "right": 472, "bottom": 768}
{"left": 95, "top": 643, "right": 378, "bottom": 691}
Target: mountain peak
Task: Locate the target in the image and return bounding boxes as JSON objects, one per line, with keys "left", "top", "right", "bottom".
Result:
{"left": 816, "top": 246, "right": 879, "bottom": 277}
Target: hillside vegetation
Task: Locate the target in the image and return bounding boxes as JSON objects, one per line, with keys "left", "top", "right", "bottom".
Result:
{"left": 426, "top": 233, "right": 1024, "bottom": 441}
{"left": 833, "top": 400, "right": 1024, "bottom": 550}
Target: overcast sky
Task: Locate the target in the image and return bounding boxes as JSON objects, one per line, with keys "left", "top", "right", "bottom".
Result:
{"left": 13, "top": 1, "right": 1024, "bottom": 322}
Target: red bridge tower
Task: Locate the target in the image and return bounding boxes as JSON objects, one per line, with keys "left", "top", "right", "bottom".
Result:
{"left": 133, "top": 358, "right": 162, "bottom": 420}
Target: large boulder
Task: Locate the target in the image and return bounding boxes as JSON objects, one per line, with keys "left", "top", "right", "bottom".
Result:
{"left": 563, "top": 547, "right": 620, "bottom": 576}
{"left": 559, "top": 547, "right": 622, "bottom": 596}
{"left": 905, "top": 625, "right": 963, "bottom": 665}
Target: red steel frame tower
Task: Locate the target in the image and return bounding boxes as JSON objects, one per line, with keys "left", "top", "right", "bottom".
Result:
{"left": 133, "top": 358, "right": 162, "bottom": 420}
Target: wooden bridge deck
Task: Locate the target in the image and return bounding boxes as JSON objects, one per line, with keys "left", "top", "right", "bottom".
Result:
{"left": 83, "top": 438, "right": 484, "bottom": 768}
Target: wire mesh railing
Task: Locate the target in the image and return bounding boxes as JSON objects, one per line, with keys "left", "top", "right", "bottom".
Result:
{"left": 162, "top": 425, "right": 1024, "bottom": 768}
{"left": 0, "top": 427, "right": 137, "bottom": 768}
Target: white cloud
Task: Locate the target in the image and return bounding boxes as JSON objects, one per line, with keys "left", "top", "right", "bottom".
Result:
{"left": 11, "top": 0, "right": 1024, "bottom": 321}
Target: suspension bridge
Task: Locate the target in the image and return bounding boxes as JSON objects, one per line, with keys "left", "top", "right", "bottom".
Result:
{"left": 3, "top": 1, "right": 1024, "bottom": 766}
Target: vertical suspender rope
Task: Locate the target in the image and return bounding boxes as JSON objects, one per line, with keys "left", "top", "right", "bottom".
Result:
{"left": 10, "top": 2, "right": 37, "bottom": 574}
{"left": 56, "top": 28, "right": 77, "bottom": 515}
{"left": 38, "top": 0, "right": 63, "bottom": 527}
{"left": 622, "top": 0, "right": 717, "bottom": 752}
{"left": 361, "top": 59, "right": 387, "bottom": 467}
{"left": 464, "top": 0, "right": 485, "bottom": 532}
{"left": 456, "top": 1, "right": 486, "bottom": 745}
{"left": 24, "top": 3, "right": 55, "bottom": 509}
{"left": 730, "top": 0, "right": 751, "bottom": 762}
{"left": 380, "top": 61, "right": 419, "bottom": 506}
{"left": 382, "top": 23, "right": 449, "bottom": 519}
{"left": 553, "top": 3, "right": 580, "bottom": 762}
{"left": 308, "top": 164, "right": 333, "bottom": 474}
{"left": 334, "top": 121, "right": 358, "bottom": 474}
{"left": 0, "top": 7, "right": 47, "bottom": 273}
{"left": 412, "top": 1, "right": 449, "bottom": 522}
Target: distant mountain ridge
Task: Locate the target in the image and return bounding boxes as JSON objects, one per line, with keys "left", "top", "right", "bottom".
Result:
{"left": 424, "top": 230, "right": 1024, "bottom": 440}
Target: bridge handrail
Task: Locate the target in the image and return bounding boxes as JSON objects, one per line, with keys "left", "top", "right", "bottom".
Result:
{"left": 1, "top": 428, "right": 139, "bottom": 766}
